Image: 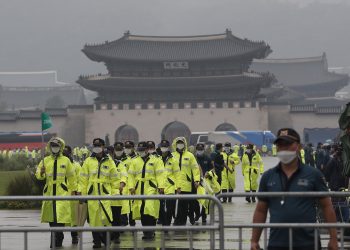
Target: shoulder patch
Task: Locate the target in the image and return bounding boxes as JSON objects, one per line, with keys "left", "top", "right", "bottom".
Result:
{"left": 184, "top": 157, "right": 190, "bottom": 161}
{"left": 60, "top": 165, "right": 66, "bottom": 169}
{"left": 149, "top": 163, "right": 154, "bottom": 166}
{"left": 103, "top": 165, "right": 109, "bottom": 170}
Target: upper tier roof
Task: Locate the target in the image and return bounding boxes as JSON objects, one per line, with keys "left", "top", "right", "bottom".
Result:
{"left": 251, "top": 53, "right": 349, "bottom": 87}
{"left": 82, "top": 29, "right": 271, "bottom": 62}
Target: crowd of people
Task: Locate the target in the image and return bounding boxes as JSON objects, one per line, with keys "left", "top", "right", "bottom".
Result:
{"left": 33, "top": 136, "right": 268, "bottom": 248}
{"left": 1, "top": 132, "right": 346, "bottom": 249}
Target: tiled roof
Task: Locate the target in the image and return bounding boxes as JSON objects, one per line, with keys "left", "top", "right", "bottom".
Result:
{"left": 82, "top": 30, "right": 271, "bottom": 62}
{"left": 251, "top": 53, "right": 349, "bottom": 87}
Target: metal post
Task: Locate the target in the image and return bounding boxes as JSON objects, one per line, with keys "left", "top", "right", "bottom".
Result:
{"left": 106, "top": 231, "right": 110, "bottom": 248}
{"left": 188, "top": 230, "right": 193, "bottom": 250}
{"left": 24, "top": 232, "right": 28, "bottom": 250}
{"left": 79, "top": 230, "right": 83, "bottom": 250}
{"left": 133, "top": 229, "right": 137, "bottom": 250}
{"left": 341, "top": 228, "right": 344, "bottom": 250}
{"left": 288, "top": 228, "right": 292, "bottom": 250}
{"left": 209, "top": 201, "right": 215, "bottom": 250}
{"left": 52, "top": 231, "right": 56, "bottom": 250}
{"left": 161, "top": 230, "right": 165, "bottom": 250}
{"left": 264, "top": 228, "right": 267, "bottom": 250}
{"left": 238, "top": 227, "right": 243, "bottom": 250}
{"left": 314, "top": 229, "right": 318, "bottom": 250}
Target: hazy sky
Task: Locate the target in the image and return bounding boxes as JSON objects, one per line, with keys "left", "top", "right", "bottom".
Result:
{"left": 0, "top": 0, "right": 349, "bottom": 84}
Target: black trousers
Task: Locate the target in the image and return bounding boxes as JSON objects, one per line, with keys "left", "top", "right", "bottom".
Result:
{"left": 175, "top": 191, "right": 195, "bottom": 225}
{"left": 49, "top": 222, "right": 64, "bottom": 246}
{"left": 158, "top": 199, "right": 165, "bottom": 224}
{"left": 92, "top": 231, "right": 106, "bottom": 245}
{"left": 163, "top": 198, "right": 176, "bottom": 226}
{"left": 111, "top": 206, "right": 122, "bottom": 239}
{"left": 140, "top": 202, "right": 156, "bottom": 237}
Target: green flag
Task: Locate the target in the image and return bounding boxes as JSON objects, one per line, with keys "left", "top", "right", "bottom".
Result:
{"left": 41, "top": 112, "right": 52, "bottom": 131}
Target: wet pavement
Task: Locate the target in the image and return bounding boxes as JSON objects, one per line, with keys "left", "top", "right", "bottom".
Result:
{"left": 0, "top": 157, "right": 348, "bottom": 249}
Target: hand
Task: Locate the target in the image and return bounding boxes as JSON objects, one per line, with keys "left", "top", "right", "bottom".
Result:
{"left": 119, "top": 187, "right": 124, "bottom": 195}
{"left": 328, "top": 238, "right": 339, "bottom": 250}
{"left": 250, "top": 241, "right": 261, "bottom": 250}
{"left": 176, "top": 188, "right": 181, "bottom": 194}
{"left": 158, "top": 188, "right": 164, "bottom": 194}
{"left": 129, "top": 188, "right": 135, "bottom": 195}
{"left": 194, "top": 181, "right": 200, "bottom": 189}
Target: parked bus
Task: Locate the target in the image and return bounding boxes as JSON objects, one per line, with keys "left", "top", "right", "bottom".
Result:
{"left": 189, "top": 130, "right": 276, "bottom": 150}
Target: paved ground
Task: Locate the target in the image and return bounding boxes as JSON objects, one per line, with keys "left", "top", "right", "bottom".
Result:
{"left": 0, "top": 157, "right": 348, "bottom": 249}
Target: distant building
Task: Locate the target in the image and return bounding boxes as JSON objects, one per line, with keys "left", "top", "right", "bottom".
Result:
{"left": 77, "top": 29, "right": 274, "bottom": 110}
{"left": 0, "top": 71, "right": 86, "bottom": 110}
{"left": 251, "top": 53, "right": 349, "bottom": 98}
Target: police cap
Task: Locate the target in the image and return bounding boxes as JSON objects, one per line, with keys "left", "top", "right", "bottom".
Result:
{"left": 196, "top": 143, "right": 205, "bottom": 150}
{"left": 160, "top": 140, "right": 170, "bottom": 147}
{"left": 93, "top": 138, "right": 105, "bottom": 146}
{"left": 114, "top": 142, "right": 124, "bottom": 150}
{"left": 124, "top": 141, "right": 135, "bottom": 148}
{"left": 137, "top": 141, "right": 148, "bottom": 151}
{"left": 147, "top": 141, "right": 156, "bottom": 149}
{"left": 224, "top": 142, "right": 231, "bottom": 147}
{"left": 274, "top": 128, "right": 300, "bottom": 144}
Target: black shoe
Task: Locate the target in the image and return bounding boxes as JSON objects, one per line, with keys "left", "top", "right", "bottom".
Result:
{"left": 72, "top": 236, "right": 79, "bottom": 245}
{"left": 189, "top": 218, "right": 195, "bottom": 225}
{"left": 194, "top": 214, "right": 201, "bottom": 222}
{"left": 252, "top": 197, "right": 256, "bottom": 203}
{"left": 228, "top": 198, "right": 232, "bottom": 202}
{"left": 93, "top": 242, "right": 102, "bottom": 248}
{"left": 245, "top": 197, "right": 251, "bottom": 203}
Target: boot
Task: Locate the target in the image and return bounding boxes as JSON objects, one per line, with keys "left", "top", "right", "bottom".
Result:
{"left": 252, "top": 190, "right": 256, "bottom": 203}
{"left": 245, "top": 191, "right": 251, "bottom": 203}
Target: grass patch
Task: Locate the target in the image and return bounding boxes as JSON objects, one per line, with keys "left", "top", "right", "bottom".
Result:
{"left": 0, "top": 170, "right": 27, "bottom": 195}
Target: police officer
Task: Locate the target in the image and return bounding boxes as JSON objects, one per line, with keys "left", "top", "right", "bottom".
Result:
{"left": 128, "top": 142, "right": 166, "bottom": 240}
{"left": 78, "top": 138, "right": 119, "bottom": 249}
{"left": 35, "top": 137, "right": 76, "bottom": 248}
{"left": 147, "top": 141, "right": 165, "bottom": 224}
{"left": 221, "top": 142, "right": 240, "bottom": 203}
{"left": 241, "top": 144, "right": 264, "bottom": 203}
{"left": 172, "top": 137, "right": 201, "bottom": 226}
{"left": 123, "top": 140, "right": 137, "bottom": 226}
{"left": 195, "top": 143, "right": 212, "bottom": 176}
{"left": 62, "top": 145, "right": 81, "bottom": 245}
{"left": 159, "top": 140, "right": 180, "bottom": 227}
{"left": 110, "top": 142, "right": 128, "bottom": 244}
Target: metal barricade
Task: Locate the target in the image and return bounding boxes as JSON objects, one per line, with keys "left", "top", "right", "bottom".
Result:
{"left": 217, "top": 191, "right": 350, "bottom": 250}
{"left": 0, "top": 194, "right": 224, "bottom": 250}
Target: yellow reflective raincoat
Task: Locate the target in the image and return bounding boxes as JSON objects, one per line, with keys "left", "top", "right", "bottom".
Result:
{"left": 35, "top": 137, "right": 77, "bottom": 224}
{"left": 171, "top": 137, "right": 200, "bottom": 193}
{"left": 241, "top": 151, "right": 264, "bottom": 191}
{"left": 79, "top": 153, "right": 119, "bottom": 226}
{"left": 221, "top": 151, "right": 240, "bottom": 191}
{"left": 128, "top": 154, "right": 166, "bottom": 220}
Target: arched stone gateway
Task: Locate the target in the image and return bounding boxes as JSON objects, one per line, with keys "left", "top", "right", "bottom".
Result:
{"left": 161, "top": 121, "right": 191, "bottom": 143}
{"left": 115, "top": 125, "right": 139, "bottom": 143}
{"left": 215, "top": 122, "right": 237, "bottom": 131}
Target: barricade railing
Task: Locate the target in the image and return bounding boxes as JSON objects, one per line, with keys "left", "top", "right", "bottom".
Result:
{"left": 0, "top": 194, "right": 224, "bottom": 250}
{"left": 217, "top": 191, "right": 350, "bottom": 250}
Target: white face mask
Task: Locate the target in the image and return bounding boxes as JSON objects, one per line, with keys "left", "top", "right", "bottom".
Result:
{"left": 196, "top": 150, "right": 204, "bottom": 156}
{"left": 176, "top": 143, "right": 185, "bottom": 150}
{"left": 51, "top": 146, "right": 60, "bottom": 154}
{"left": 114, "top": 150, "right": 123, "bottom": 157}
{"left": 148, "top": 149, "right": 155, "bottom": 154}
{"left": 246, "top": 149, "right": 251, "bottom": 154}
{"left": 138, "top": 151, "right": 147, "bottom": 157}
{"left": 124, "top": 148, "right": 132, "bottom": 155}
{"left": 160, "top": 147, "right": 169, "bottom": 153}
{"left": 277, "top": 151, "right": 297, "bottom": 165}
{"left": 224, "top": 147, "right": 231, "bottom": 153}
{"left": 92, "top": 147, "right": 103, "bottom": 154}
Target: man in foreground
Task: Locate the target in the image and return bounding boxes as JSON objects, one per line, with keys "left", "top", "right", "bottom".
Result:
{"left": 250, "top": 128, "right": 338, "bottom": 250}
